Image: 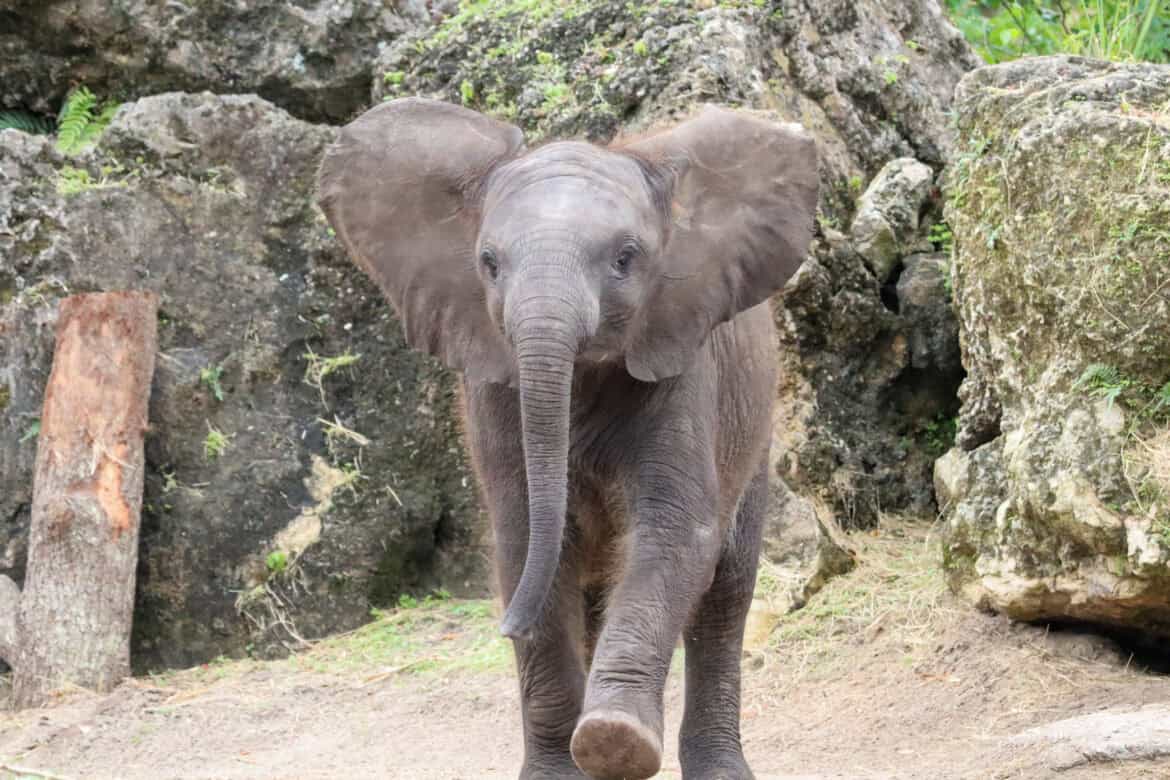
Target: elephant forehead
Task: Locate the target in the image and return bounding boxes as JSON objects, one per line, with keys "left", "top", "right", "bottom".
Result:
{"left": 486, "top": 142, "right": 649, "bottom": 205}
{"left": 486, "top": 179, "right": 632, "bottom": 229}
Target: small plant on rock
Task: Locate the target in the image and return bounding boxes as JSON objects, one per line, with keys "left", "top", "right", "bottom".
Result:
{"left": 0, "top": 109, "right": 55, "bottom": 135}
{"left": 302, "top": 347, "right": 361, "bottom": 408}
{"left": 203, "top": 422, "right": 232, "bottom": 460}
{"left": 929, "top": 221, "right": 954, "bottom": 253}
{"left": 266, "top": 550, "right": 289, "bottom": 575}
{"left": 1073, "top": 363, "right": 1133, "bottom": 408}
{"left": 19, "top": 419, "right": 40, "bottom": 443}
{"left": 200, "top": 363, "right": 226, "bottom": 401}
{"left": 56, "top": 86, "right": 120, "bottom": 156}
{"left": 923, "top": 414, "right": 959, "bottom": 457}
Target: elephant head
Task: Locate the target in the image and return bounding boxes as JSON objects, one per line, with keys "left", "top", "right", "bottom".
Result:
{"left": 316, "top": 98, "right": 818, "bottom": 640}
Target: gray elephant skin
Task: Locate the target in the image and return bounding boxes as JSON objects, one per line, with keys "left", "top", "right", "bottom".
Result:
{"left": 316, "top": 97, "right": 818, "bottom": 780}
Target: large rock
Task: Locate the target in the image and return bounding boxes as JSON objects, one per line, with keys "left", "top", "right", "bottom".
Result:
{"left": 939, "top": 57, "right": 1170, "bottom": 636}
{"left": 0, "top": 0, "right": 427, "bottom": 123}
{"left": 376, "top": 0, "right": 976, "bottom": 534}
{"left": 1011, "top": 705, "right": 1170, "bottom": 770}
{"left": 850, "top": 158, "right": 935, "bottom": 282}
{"left": 0, "top": 93, "right": 489, "bottom": 669}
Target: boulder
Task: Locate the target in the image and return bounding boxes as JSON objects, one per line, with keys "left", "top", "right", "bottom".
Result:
{"left": 375, "top": 0, "right": 976, "bottom": 538}
{"left": 939, "top": 57, "right": 1170, "bottom": 636}
{"left": 0, "top": 93, "right": 489, "bottom": 669}
{"left": 850, "top": 158, "right": 935, "bottom": 282}
{"left": 0, "top": 1, "right": 427, "bottom": 123}
{"left": 1010, "top": 705, "right": 1170, "bottom": 771}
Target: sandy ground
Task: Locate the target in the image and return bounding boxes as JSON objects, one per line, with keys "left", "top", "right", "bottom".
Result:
{"left": 3, "top": 524, "right": 1169, "bottom": 780}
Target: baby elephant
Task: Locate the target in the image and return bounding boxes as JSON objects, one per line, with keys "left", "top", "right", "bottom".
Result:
{"left": 317, "top": 98, "right": 818, "bottom": 780}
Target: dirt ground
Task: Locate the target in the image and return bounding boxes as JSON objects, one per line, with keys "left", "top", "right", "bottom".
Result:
{"left": 3, "top": 522, "right": 1169, "bottom": 780}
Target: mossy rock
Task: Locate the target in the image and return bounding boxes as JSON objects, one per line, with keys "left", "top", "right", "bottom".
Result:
{"left": 941, "top": 56, "right": 1170, "bottom": 637}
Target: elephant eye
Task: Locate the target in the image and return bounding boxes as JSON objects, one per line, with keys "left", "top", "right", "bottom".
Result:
{"left": 480, "top": 248, "right": 499, "bottom": 281}
{"left": 612, "top": 244, "right": 638, "bottom": 276}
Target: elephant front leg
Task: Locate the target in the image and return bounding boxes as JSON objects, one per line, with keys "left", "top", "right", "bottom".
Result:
{"left": 505, "top": 542, "right": 589, "bottom": 780}
{"left": 464, "top": 386, "right": 588, "bottom": 780}
{"left": 679, "top": 461, "right": 768, "bottom": 780}
{"left": 570, "top": 449, "right": 723, "bottom": 780}
{"left": 488, "top": 481, "right": 589, "bottom": 779}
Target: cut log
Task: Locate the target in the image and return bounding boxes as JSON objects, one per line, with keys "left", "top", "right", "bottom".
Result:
{"left": 0, "top": 574, "right": 18, "bottom": 663}
{"left": 9, "top": 291, "right": 158, "bottom": 709}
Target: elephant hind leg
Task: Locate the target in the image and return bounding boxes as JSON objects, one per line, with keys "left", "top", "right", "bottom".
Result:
{"left": 678, "top": 459, "right": 768, "bottom": 780}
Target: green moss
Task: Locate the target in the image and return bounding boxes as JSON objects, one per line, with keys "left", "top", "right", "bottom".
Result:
{"left": 1155, "top": 516, "right": 1170, "bottom": 548}
{"left": 203, "top": 423, "right": 231, "bottom": 459}
{"left": 459, "top": 79, "right": 476, "bottom": 105}
{"left": 0, "top": 383, "right": 10, "bottom": 412}
{"left": 921, "top": 414, "right": 958, "bottom": 457}
{"left": 265, "top": 550, "right": 289, "bottom": 574}
{"left": 54, "top": 160, "right": 138, "bottom": 196}
{"left": 384, "top": 0, "right": 706, "bottom": 140}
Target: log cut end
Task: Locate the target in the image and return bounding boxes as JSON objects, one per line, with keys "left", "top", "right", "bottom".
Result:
{"left": 0, "top": 574, "right": 19, "bottom": 665}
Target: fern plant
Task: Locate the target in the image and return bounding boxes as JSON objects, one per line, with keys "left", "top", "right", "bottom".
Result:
{"left": 0, "top": 109, "right": 55, "bottom": 135}
{"left": 55, "top": 86, "right": 120, "bottom": 156}
{"left": 1073, "top": 363, "right": 1131, "bottom": 407}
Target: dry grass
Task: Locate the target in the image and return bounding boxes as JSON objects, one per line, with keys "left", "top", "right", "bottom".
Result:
{"left": 755, "top": 517, "right": 960, "bottom": 688}
{"left": 1130, "top": 428, "right": 1170, "bottom": 495}
{"left": 146, "top": 595, "right": 511, "bottom": 694}
{"left": 1126, "top": 427, "right": 1170, "bottom": 541}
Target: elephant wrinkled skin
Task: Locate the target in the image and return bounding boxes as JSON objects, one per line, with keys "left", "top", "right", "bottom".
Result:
{"left": 316, "top": 97, "right": 818, "bottom": 780}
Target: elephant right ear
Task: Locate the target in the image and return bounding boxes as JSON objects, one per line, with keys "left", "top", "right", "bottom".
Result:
{"left": 316, "top": 98, "right": 525, "bottom": 386}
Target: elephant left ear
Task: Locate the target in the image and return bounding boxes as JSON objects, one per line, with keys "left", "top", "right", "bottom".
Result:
{"left": 621, "top": 105, "right": 819, "bottom": 382}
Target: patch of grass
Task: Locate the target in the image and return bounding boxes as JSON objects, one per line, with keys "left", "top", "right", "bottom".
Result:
{"left": 54, "top": 164, "right": 130, "bottom": 196}
{"left": 1127, "top": 429, "right": 1170, "bottom": 537}
{"left": 946, "top": 0, "right": 1169, "bottom": 64}
{"left": 318, "top": 415, "right": 371, "bottom": 465}
{"left": 929, "top": 221, "right": 954, "bottom": 254}
{"left": 764, "top": 521, "right": 955, "bottom": 686}
{"left": 302, "top": 347, "right": 361, "bottom": 408}
{"left": 203, "top": 422, "right": 231, "bottom": 460}
{"left": 337, "top": 460, "right": 366, "bottom": 496}
{"left": 200, "top": 364, "right": 225, "bottom": 402}
{"left": 1075, "top": 366, "right": 1170, "bottom": 528}
{"left": 294, "top": 594, "right": 511, "bottom": 677}
{"left": 266, "top": 550, "right": 289, "bottom": 575}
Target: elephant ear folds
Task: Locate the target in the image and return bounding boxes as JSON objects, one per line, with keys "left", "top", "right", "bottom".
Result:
{"left": 316, "top": 98, "right": 525, "bottom": 386}
{"left": 621, "top": 105, "right": 819, "bottom": 382}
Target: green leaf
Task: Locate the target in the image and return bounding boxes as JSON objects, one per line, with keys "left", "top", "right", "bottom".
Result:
{"left": 20, "top": 419, "right": 40, "bottom": 443}
{"left": 56, "top": 86, "right": 97, "bottom": 155}
{"left": 0, "top": 110, "right": 55, "bottom": 135}
{"left": 55, "top": 87, "right": 119, "bottom": 156}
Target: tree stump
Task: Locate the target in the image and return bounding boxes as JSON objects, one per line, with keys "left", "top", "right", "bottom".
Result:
{"left": 0, "top": 291, "right": 158, "bottom": 708}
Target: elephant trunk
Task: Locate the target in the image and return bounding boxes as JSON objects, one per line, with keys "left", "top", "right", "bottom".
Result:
{"left": 498, "top": 263, "right": 595, "bottom": 641}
